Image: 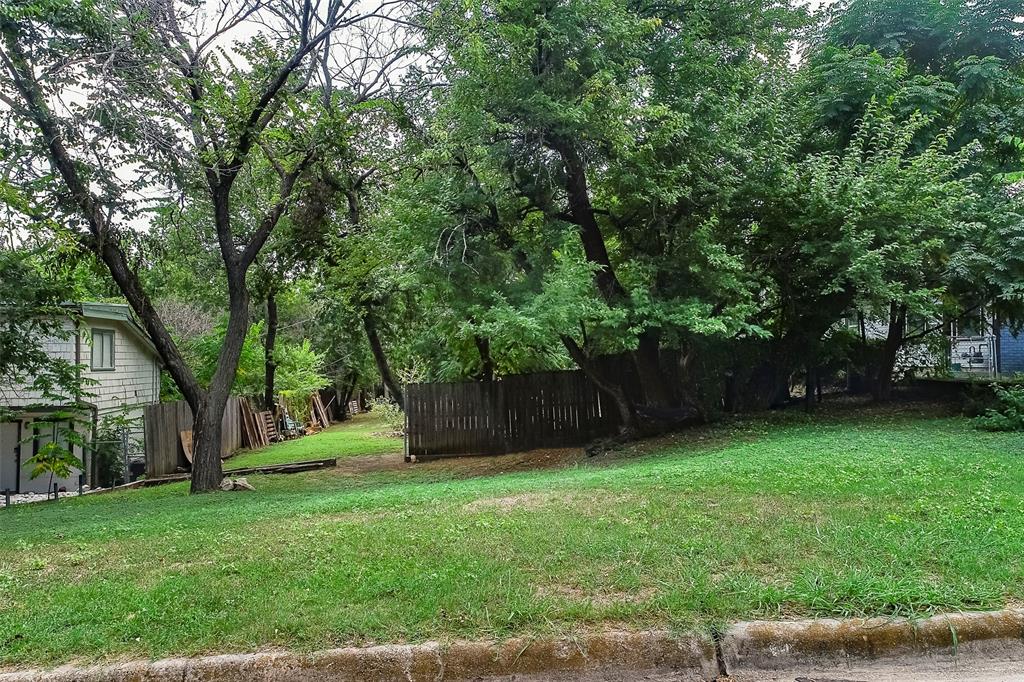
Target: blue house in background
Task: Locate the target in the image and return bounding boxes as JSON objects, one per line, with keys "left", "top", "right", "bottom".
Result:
{"left": 996, "top": 322, "right": 1024, "bottom": 375}
{"left": 950, "top": 315, "right": 1024, "bottom": 377}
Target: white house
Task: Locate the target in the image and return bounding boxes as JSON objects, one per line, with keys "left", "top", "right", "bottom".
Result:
{"left": 849, "top": 307, "right": 1024, "bottom": 380}
{"left": 0, "top": 303, "right": 162, "bottom": 494}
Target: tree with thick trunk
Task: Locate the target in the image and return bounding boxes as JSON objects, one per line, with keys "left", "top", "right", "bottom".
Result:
{"left": 1, "top": 1, "right": 385, "bottom": 491}
{"left": 263, "top": 289, "right": 279, "bottom": 412}
{"left": 874, "top": 302, "right": 908, "bottom": 402}
{"left": 547, "top": 135, "right": 676, "bottom": 413}
{"left": 362, "top": 309, "right": 404, "bottom": 409}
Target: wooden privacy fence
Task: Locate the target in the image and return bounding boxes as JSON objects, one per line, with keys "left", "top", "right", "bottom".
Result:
{"left": 405, "top": 370, "right": 621, "bottom": 459}
{"left": 144, "top": 397, "right": 242, "bottom": 477}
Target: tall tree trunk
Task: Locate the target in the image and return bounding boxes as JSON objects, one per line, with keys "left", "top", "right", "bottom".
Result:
{"left": 188, "top": 256, "right": 249, "bottom": 492}
{"left": 561, "top": 335, "right": 637, "bottom": 435}
{"left": 475, "top": 335, "right": 495, "bottom": 381}
{"left": 362, "top": 309, "right": 404, "bottom": 409}
{"left": 548, "top": 135, "right": 673, "bottom": 412}
{"left": 635, "top": 328, "right": 675, "bottom": 408}
{"left": 549, "top": 137, "right": 626, "bottom": 302}
{"left": 804, "top": 364, "right": 817, "bottom": 413}
{"left": 339, "top": 373, "right": 358, "bottom": 419}
{"left": 263, "top": 289, "right": 278, "bottom": 412}
{"left": 189, "top": 398, "right": 224, "bottom": 492}
{"left": 874, "top": 302, "right": 907, "bottom": 402}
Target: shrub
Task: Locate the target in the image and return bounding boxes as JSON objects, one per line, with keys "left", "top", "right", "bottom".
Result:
{"left": 91, "top": 427, "right": 127, "bottom": 488}
{"left": 973, "top": 385, "right": 1024, "bottom": 431}
{"left": 369, "top": 397, "right": 404, "bottom": 434}
{"left": 24, "top": 442, "right": 82, "bottom": 494}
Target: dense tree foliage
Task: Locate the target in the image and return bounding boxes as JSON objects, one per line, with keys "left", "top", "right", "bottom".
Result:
{"left": 3, "top": 0, "right": 1024, "bottom": 475}
{"left": 1, "top": 0, "right": 399, "bottom": 491}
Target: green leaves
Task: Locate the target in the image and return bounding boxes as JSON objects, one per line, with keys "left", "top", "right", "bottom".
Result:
{"left": 189, "top": 321, "right": 328, "bottom": 398}
{"left": 24, "top": 441, "right": 83, "bottom": 483}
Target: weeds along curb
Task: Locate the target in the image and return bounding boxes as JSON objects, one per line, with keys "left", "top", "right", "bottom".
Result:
{"left": 2, "top": 609, "right": 1023, "bottom": 681}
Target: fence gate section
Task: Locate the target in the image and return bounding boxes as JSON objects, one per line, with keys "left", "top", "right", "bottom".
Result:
{"left": 405, "top": 370, "right": 621, "bottom": 459}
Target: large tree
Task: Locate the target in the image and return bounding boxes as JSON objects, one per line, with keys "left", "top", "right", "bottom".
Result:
{"left": 408, "top": 0, "right": 802, "bottom": 431}
{"left": 0, "top": 0, "right": 394, "bottom": 491}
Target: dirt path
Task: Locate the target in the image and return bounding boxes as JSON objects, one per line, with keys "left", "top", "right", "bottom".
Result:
{"left": 330, "top": 446, "right": 587, "bottom": 478}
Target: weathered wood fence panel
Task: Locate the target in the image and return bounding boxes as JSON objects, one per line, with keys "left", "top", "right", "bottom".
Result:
{"left": 144, "top": 397, "right": 242, "bottom": 477}
{"left": 405, "top": 370, "right": 620, "bottom": 459}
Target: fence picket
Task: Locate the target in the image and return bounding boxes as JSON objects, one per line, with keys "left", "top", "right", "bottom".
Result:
{"left": 404, "top": 369, "right": 622, "bottom": 458}
{"left": 144, "top": 397, "right": 243, "bottom": 477}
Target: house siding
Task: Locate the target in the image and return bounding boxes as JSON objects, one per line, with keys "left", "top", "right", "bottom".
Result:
{"left": 1, "top": 310, "right": 161, "bottom": 492}
{"left": 999, "top": 327, "right": 1024, "bottom": 375}
{"left": 82, "top": 319, "right": 161, "bottom": 426}
{"left": 3, "top": 318, "right": 160, "bottom": 423}
{"left": 1, "top": 319, "right": 78, "bottom": 405}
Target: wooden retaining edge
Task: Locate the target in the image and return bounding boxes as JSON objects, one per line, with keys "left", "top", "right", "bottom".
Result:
{"left": 4, "top": 610, "right": 1024, "bottom": 681}
{"left": 103, "top": 458, "right": 340, "bottom": 491}
{"left": 225, "top": 458, "right": 338, "bottom": 477}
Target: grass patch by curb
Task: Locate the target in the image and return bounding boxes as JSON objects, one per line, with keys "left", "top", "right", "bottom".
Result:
{"left": 1, "top": 402, "right": 1022, "bottom": 667}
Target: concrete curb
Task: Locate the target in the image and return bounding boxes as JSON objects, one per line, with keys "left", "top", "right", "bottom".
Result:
{"left": 2, "top": 609, "right": 1023, "bottom": 681}
{"left": 0, "top": 631, "right": 717, "bottom": 682}
{"left": 721, "top": 607, "right": 1024, "bottom": 677}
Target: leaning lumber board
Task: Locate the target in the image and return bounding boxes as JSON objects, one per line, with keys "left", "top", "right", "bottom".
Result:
{"left": 180, "top": 430, "right": 194, "bottom": 463}
{"left": 106, "top": 458, "right": 340, "bottom": 490}
{"left": 316, "top": 393, "right": 330, "bottom": 426}
{"left": 226, "top": 457, "right": 338, "bottom": 476}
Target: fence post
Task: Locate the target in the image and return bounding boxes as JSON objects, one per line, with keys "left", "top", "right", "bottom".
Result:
{"left": 403, "top": 383, "right": 410, "bottom": 462}
{"left": 3, "top": 489, "right": 9, "bottom": 508}
{"left": 121, "top": 427, "right": 130, "bottom": 483}
{"left": 53, "top": 482, "right": 59, "bottom": 501}
{"left": 79, "top": 473, "right": 84, "bottom": 496}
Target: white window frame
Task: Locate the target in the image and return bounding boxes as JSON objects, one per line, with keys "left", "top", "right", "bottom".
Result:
{"left": 91, "top": 328, "right": 116, "bottom": 371}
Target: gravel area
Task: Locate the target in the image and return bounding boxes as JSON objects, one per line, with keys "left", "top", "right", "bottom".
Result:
{"left": 3, "top": 485, "right": 97, "bottom": 506}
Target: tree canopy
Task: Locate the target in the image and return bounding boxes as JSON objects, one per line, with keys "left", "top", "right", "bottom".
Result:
{"left": 3, "top": 0, "right": 1024, "bottom": 479}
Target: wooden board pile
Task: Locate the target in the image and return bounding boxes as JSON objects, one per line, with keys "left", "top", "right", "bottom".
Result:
{"left": 309, "top": 393, "right": 331, "bottom": 431}
{"left": 239, "top": 398, "right": 277, "bottom": 448}
{"left": 177, "top": 429, "right": 232, "bottom": 464}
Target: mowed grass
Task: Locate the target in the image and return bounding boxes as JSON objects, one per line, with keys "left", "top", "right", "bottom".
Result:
{"left": 225, "top": 411, "right": 402, "bottom": 469}
{"left": 2, "top": 403, "right": 1023, "bottom": 667}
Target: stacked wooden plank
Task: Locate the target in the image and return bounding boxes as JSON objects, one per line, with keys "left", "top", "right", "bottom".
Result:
{"left": 309, "top": 393, "right": 331, "bottom": 429}
{"left": 239, "top": 398, "right": 270, "bottom": 449}
{"left": 259, "top": 410, "right": 279, "bottom": 442}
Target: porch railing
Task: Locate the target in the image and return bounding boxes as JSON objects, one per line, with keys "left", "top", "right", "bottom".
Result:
{"left": 950, "top": 335, "right": 997, "bottom": 376}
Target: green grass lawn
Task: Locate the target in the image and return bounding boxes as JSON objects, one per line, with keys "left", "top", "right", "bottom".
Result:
{"left": 225, "top": 412, "right": 403, "bottom": 469}
{"left": 2, "top": 403, "right": 1023, "bottom": 668}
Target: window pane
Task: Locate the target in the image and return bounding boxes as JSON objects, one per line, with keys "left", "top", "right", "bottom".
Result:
{"left": 91, "top": 330, "right": 114, "bottom": 369}
{"left": 91, "top": 333, "right": 101, "bottom": 368}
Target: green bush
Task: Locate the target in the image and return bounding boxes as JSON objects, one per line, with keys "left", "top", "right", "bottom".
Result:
{"left": 24, "top": 443, "right": 82, "bottom": 493}
{"left": 369, "top": 397, "right": 404, "bottom": 434}
{"left": 191, "top": 322, "right": 328, "bottom": 399}
{"left": 91, "top": 431, "right": 126, "bottom": 488}
{"left": 973, "top": 385, "right": 1024, "bottom": 431}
